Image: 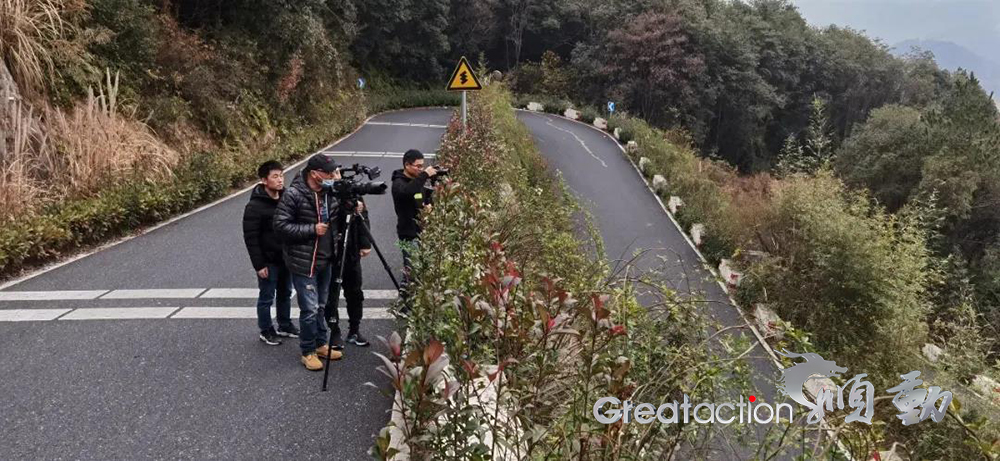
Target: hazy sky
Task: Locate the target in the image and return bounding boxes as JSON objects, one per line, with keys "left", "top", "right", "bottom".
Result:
{"left": 792, "top": 0, "right": 1000, "bottom": 58}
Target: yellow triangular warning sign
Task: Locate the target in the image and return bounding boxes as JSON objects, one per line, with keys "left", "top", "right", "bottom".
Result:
{"left": 446, "top": 57, "right": 483, "bottom": 91}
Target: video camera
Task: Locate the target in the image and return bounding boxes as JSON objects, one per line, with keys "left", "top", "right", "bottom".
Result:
{"left": 429, "top": 166, "right": 450, "bottom": 185}
{"left": 322, "top": 163, "right": 388, "bottom": 199}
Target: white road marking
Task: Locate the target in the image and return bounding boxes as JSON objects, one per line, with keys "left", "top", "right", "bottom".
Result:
{"left": 200, "top": 288, "right": 399, "bottom": 299}
{"left": 0, "top": 290, "right": 108, "bottom": 301}
{"left": 323, "top": 151, "right": 437, "bottom": 159}
{"left": 198, "top": 288, "right": 261, "bottom": 298}
{"left": 171, "top": 307, "right": 393, "bottom": 320}
{"left": 544, "top": 117, "right": 608, "bottom": 168}
{"left": 356, "top": 290, "right": 399, "bottom": 299}
{"left": 366, "top": 121, "right": 448, "bottom": 129}
{"left": 0, "top": 306, "right": 396, "bottom": 322}
{"left": 60, "top": 307, "right": 179, "bottom": 320}
{"left": 0, "top": 309, "right": 72, "bottom": 321}
{"left": 0, "top": 288, "right": 400, "bottom": 302}
{"left": 99, "top": 289, "right": 207, "bottom": 299}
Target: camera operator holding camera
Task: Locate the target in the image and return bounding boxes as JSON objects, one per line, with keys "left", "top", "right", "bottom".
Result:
{"left": 273, "top": 154, "right": 344, "bottom": 371}
{"left": 391, "top": 149, "right": 444, "bottom": 306}
{"left": 326, "top": 195, "right": 372, "bottom": 350}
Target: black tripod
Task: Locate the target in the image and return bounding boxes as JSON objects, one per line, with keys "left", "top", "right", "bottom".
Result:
{"left": 322, "top": 200, "right": 401, "bottom": 391}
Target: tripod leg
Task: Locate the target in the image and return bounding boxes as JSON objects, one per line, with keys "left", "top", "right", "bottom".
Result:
{"left": 356, "top": 216, "right": 402, "bottom": 291}
{"left": 323, "top": 214, "right": 353, "bottom": 392}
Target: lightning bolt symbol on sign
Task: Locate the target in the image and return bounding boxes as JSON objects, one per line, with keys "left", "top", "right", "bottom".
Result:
{"left": 460, "top": 71, "right": 469, "bottom": 85}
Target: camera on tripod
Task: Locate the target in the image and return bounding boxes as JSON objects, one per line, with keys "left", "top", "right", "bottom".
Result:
{"left": 322, "top": 163, "right": 388, "bottom": 199}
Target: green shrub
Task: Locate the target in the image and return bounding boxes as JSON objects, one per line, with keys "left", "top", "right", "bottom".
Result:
{"left": 86, "top": 0, "right": 161, "bottom": 94}
{"left": 579, "top": 107, "right": 599, "bottom": 124}
{"left": 739, "top": 173, "right": 931, "bottom": 388}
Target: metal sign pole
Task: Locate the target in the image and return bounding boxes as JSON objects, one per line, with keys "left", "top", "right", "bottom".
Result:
{"left": 462, "top": 91, "right": 467, "bottom": 130}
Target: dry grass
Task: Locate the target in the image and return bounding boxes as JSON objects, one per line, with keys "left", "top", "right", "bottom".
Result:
{"left": 0, "top": 0, "right": 69, "bottom": 96}
{"left": 1, "top": 70, "right": 180, "bottom": 221}
{"left": 47, "top": 70, "right": 179, "bottom": 195}
{"left": 0, "top": 84, "right": 48, "bottom": 219}
{"left": 718, "top": 172, "right": 778, "bottom": 252}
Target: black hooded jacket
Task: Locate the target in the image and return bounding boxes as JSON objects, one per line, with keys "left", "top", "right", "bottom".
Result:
{"left": 273, "top": 171, "right": 337, "bottom": 277}
{"left": 391, "top": 169, "right": 430, "bottom": 239}
{"left": 242, "top": 184, "right": 284, "bottom": 271}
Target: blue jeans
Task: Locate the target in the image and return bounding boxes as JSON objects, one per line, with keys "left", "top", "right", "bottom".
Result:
{"left": 256, "top": 264, "right": 293, "bottom": 333}
{"left": 292, "top": 265, "right": 332, "bottom": 355}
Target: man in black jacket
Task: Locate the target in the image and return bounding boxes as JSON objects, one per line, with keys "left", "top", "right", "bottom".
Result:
{"left": 273, "top": 154, "right": 344, "bottom": 371}
{"left": 326, "top": 197, "right": 372, "bottom": 349}
{"left": 391, "top": 149, "right": 438, "bottom": 305}
{"left": 243, "top": 161, "right": 298, "bottom": 346}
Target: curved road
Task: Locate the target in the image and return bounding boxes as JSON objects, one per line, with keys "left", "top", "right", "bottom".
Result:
{"left": 0, "top": 107, "right": 777, "bottom": 459}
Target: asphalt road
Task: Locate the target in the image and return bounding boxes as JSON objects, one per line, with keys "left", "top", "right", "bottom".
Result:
{"left": 0, "top": 108, "right": 454, "bottom": 460}
{"left": 1, "top": 107, "right": 783, "bottom": 459}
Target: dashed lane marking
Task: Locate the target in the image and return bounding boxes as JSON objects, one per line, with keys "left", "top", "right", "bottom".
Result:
{"left": 366, "top": 122, "right": 448, "bottom": 129}
{"left": 0, "top": 309, "right": 72, "bottom": 321}
{"left": 0, "top": 290, "right": 108, "bottom": 301}
{"left": 322, "top": 151, "right": 437, "bottom": 159}
{"left": 170, "top": 307, "right": 393, "bottom": 320}
{"left": 100, "top": 289, "right": 208, "bottom": 299}
{"left": 0, "top": 307, "right": 394, "bottom": 322}
{"left": 199, "top": 288, "right": 398, "bottom": 299}
{"left": 60, "top": 307, "right": 179, "bottom": 320}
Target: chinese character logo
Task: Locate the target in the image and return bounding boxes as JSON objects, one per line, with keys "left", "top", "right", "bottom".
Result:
{"left": 886, "top": 371, "right": 952, "bottom": 425}
{"left": 776, "top": 350, "right": 950, "bottom": 426}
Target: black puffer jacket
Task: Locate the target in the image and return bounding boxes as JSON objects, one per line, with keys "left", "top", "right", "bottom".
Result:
{"left": 242, "top": 184, "right": 284, "bottom": 271}
{"left": 273, "top": 171, "right": 338, "bottom": 277}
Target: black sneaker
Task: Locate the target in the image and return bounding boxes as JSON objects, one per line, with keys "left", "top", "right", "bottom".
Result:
{"left": 330, "top": 328, "right": 346, "bottom": 351}
{"left": 276, "top": 324, "right": 300, "bottom": 338}
{"left": 347, "top": 331, "right": 370, "bottom": 347}
{"left": 259, "top": 329, "right": 282, "bottom": 346}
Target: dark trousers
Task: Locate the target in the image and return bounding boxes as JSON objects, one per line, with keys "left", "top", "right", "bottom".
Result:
{"left": 327, "top": 256, "right": 364, "bottom": 333}
{"left": 255, "top": 263, "right": 292, "bottom": 333}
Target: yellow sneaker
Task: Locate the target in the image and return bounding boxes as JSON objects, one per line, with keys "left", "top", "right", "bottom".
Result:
{"left": 316, "top": 344, "right": 343, "bottom": 361}
{"left": 301, "top": 353, "right": 323, "bottom": 371}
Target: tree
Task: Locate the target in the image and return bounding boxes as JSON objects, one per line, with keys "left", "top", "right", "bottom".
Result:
{"left": 835, "top": 104, "right": 932, "bottom": 211}
{"left": 600, "top": 11, "right": 706, "bottom": 132}
{"left": 776, "top": 97, "right": 833, "bottom": 177}
{"left": 446, "top": 0, "right": 499, "bottom": 61}
{"left": 538, "top": 50, "right": 569, "bottom": 97}
{"left": 813, "top": 26, "right": 905, "bottom": 141}
{"left": 351, "top": 0, "right": 450, "bottom": 81}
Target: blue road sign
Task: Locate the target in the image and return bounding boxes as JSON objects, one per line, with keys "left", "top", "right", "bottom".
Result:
{"left": 358, "top": 78, "right": 366, "bottom": 89}
{"left": 608, "top": 101, "right": 616, "bottom": 113}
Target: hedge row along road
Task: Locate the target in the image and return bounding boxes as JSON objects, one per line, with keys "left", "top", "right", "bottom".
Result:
{"left": 0, "top": 107, "right": 778, "bottom": 458}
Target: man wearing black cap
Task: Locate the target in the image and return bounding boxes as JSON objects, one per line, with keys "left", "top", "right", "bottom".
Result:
{"left": 273, "top": 154, "right": 344, "bottom": 371}
{"left": 391, "top": 149, "right": 439, "bottom": 306}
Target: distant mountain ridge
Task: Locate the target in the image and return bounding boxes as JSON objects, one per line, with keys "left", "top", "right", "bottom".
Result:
{"left": 892, "top": 39, "right": 1000, "bottom": 96}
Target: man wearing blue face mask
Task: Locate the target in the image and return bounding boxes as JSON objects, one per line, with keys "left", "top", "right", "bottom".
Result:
{"left": 273, "top": 154, "right": 344, "bottom": 371}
